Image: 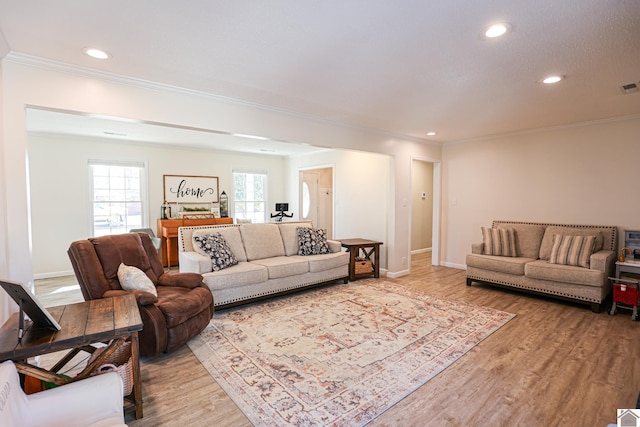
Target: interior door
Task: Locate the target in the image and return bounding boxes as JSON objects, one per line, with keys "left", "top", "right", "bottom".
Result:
{"left": 300, "top": 171, "right": 319, "bottom": 227}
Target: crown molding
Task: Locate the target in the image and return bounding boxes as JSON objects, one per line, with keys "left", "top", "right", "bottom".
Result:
{"left": 444, "top": 113, "right": 640, "bottom": 146}
{"left": 4, "top": 51, "right": 439, "bottom": 147}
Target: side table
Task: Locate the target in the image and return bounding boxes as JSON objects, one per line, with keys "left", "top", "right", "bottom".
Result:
{"left": 340, "top": 238, "right": 383, "bottom": 281}
{"left": 609, "top": 260, "right": 640, "bottom": 320}
{"left": 0, "top": 294, "right": 144, "bottom": 419}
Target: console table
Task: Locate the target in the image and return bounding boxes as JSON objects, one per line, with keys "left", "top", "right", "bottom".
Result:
{"left": 340, "top": 238, "right": 383, "bottom": 281}
{"left": 0, "top": 294, "right": 144, "bottom": 419}
{"left": 157, "top": 217, "right": 233, "bottom": 267}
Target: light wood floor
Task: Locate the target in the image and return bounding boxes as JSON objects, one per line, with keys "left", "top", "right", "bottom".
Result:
{"left": 35, "top": 253, "right": 639, "bottom": 426}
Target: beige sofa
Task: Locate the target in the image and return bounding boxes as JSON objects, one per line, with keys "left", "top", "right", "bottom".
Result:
{"left": 178, "top": 221, "right": 349, "bottom": 308}
{"left": 466, "top": 221, "right": 617, "bottom": 312}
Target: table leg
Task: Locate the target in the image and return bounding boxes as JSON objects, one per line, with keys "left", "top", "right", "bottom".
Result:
{"left": 130, "top": 331, "right": 143, "bottom": 419}
{"left": 373, "top": 244, "right": 380, "bottom": 278}
{"left": 166, "top": 237, "right": 172, "bottom": 269}
{"left": 348, "top": 248, "right": 357, "bottom": 281}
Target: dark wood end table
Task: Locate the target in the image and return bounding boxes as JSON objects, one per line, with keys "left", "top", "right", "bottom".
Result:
{"left": 0, "top": 294, "right": 144, "bottom": 419}
{"left": 339, "top": 238, "right": 383, "bottom": 281}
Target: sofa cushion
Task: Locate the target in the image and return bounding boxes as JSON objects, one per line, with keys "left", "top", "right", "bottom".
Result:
{"left": 193, "top": 233, "right": 239, "bottom": 271}
{"left": 539, "top": 226, "right": 603, "bottom": 260}
{"left": 525, "top": 260, "right": 605, "bottom": 287}
{"left": 466, "top": 253, "right": 533, "bottom": 276}
{"left": 292, "top": 252, "right": 350, "bottom": 273}
{"left": 240, "top": 224, "right": 286, "bottom": 261}
{"left": 202, "top": 262, "right": 269, "bottom": 290}
{"left": 298, "top": 228, "right": 331, "bottom": 255}
{"left": 250, "top": 256, "right": 309, "bottom": 279}
{"left": 549, "top": 234, "right": 596, "bottom": 268}
{"left": 193, "top": 227, "right": 247, "bottom": 262}
{"left": 279, "top": 222, "right": 313, "bottom": 256}
{"left": 495, "top": 223, "right": 546, "bottom": 259}
{"left": 482, "top": 227, "right": 517, "bottom": 257}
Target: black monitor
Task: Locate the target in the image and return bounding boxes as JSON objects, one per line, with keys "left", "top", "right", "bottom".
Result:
{"left": 275, "top": 203, "right": 289, "bottom": 212}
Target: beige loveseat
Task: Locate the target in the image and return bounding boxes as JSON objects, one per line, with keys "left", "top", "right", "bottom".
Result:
{"left": 178, "top": 221, "right": 349, "bottom": 308}
{"left": 466, "top": 221, "right": 617, "bottom": 312}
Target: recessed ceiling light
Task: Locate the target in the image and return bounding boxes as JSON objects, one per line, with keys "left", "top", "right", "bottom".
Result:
{"left": 542, "top": 75, "right": 563, "bottom": 84}
{"left": 426, "top": 131, "right": 437, "bottom": 136}
{"left": 82, "top": 47, "right": 111, "bottom": 60}
{"left": 484, "top": 23, "right": 511, "bottom": 38}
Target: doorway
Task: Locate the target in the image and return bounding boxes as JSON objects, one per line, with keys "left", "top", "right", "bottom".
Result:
{"left": 411, "top": 159, "right": 439, "bottom": 266}
{"left": 299, "top": 167, "right": 334, "bottom": 238}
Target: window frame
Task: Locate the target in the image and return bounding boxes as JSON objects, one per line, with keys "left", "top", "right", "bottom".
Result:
{"left": 88, "top": 159, "right": 148, "bottom": 237}
{"left": 232, "top": 169, "right": 268, "bottom": 223}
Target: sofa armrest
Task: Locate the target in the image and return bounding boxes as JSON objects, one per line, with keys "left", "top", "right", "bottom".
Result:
{"left": 471, "top": 242, "right": 484, "bottom": 254}
{"left": 179, "top": 251, "right": 212, "bottom": 274}
{"left": 327, "top": 239, "right": 342, "bottom": 253}
{"left": 28, "top": 372, "right": 126, "bottom": 427}
{"left": 590, "top": 250, "right": 616, "bottom": 273}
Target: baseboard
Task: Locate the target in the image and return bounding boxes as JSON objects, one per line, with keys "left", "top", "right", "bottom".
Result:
{"left": 411, "top": 248, "right": 432, "bottom": 255}
{"left": 386, "top": 269, "right": 410, "bottom": 278}
{"left": 441, "top": 262, "right": 466, "bottom": 270}
{"left": 33, "top": 270, "right": 75, "bottom": 280}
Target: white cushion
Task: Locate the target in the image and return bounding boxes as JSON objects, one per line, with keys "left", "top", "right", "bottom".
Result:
{"left": 117, "top": 263, "right": 157, "bottom": 296}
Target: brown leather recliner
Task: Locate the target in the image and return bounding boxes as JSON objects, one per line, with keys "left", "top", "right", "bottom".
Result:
{"left": 68, "top": 232, "right": 214, "bottom": 356}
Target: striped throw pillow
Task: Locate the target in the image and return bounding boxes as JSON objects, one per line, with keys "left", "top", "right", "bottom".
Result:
{"left": 482, "top": 227, "right": 517, "bottom": 257}
{"left": 548, "top": 234, "right": 596, "bottom": 268}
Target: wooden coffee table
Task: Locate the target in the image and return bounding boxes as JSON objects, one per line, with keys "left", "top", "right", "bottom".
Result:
{"left": 0, "top": 294, "right": 144, "bottom": 419}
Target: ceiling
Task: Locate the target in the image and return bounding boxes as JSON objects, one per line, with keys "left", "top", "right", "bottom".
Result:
{"left": 1, "top": 0, "right": 640, "bottom": 151}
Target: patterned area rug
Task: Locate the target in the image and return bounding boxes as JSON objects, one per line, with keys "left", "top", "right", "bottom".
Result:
{"left": 188, "top": 281, "right": 514, "bottom": 426}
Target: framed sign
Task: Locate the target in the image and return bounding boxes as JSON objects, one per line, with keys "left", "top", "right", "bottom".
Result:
{"left": 163, "top": 175, "right": 219, "bottom": 203}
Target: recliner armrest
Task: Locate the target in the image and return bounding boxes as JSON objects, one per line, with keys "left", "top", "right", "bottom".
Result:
{"left": 158, "top": 271, "right": 205, "bottom": 289}
{"left": 103, "top": 288, "right": 158, "bottom": 305}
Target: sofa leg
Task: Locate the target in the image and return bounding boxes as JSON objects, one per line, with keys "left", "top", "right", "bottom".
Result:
{"left": 466, "top": 278, "right": 473, "bottom": 286}
{"left": 591, "top": 302, "right": 601, "bottom": 313}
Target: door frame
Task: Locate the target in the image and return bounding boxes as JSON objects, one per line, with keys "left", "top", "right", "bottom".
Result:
{"left": 298, "top": 165, "right": 334, "bottom": 236}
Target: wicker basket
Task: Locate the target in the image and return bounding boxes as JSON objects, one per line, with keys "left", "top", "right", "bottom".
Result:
{"left": 355, "top": 259, "right": 373, "bottom": 275}
{"left": 88, "top": 340, "right": 134, "bottom": 396}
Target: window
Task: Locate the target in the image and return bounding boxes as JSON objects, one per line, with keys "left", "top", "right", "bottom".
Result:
{"left": 233, "top": 171, "right": 267, "bottom": 223}
{"left": 90, "top": 161, "right": 145, "bottom": 237}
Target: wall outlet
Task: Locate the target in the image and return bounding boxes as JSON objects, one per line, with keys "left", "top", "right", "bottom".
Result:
{"left": 402, "top": 257, "right": 406, "bottom": 265}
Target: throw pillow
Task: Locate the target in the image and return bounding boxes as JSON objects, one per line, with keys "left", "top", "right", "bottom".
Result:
{"left": 297, "top": 227, "right": 331, "bottom": 256}
{"left": 549, "top": 234, "right": 596, "bottom": 268}
{"left": 193, "top": 233, "right": 239, "bottom": 271}
{"left": 482, "top": 227, "right": 517, "bottom": 257}
{"left": 117, "top": 263, "right": 157, "bottom": 296}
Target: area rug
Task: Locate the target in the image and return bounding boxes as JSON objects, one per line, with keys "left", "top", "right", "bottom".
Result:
{"left": 188, "top": 281, "right": 515, "bottom": 426}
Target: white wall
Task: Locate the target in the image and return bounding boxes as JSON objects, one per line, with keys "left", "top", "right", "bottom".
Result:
{"left": 28, "top": 133, "right": 287, "bottom": 277}
{"left": 287, "top": 150, "right": 391, "bottom": 269}
{"left": 441, "top": 115, "right": 640, "bottom": 268}
{"left": 0, "top": 58, "right": 441, "bottom": 323}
